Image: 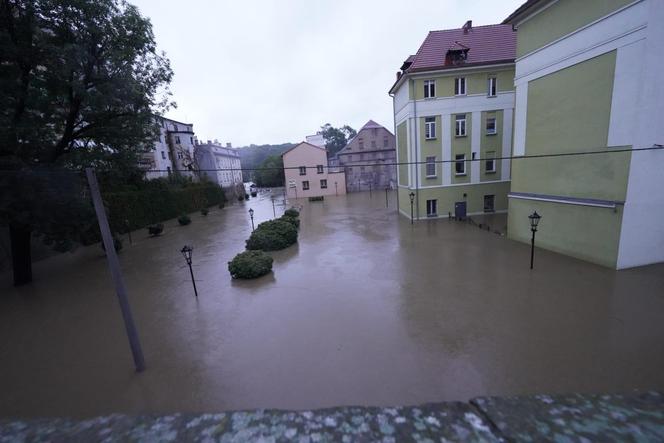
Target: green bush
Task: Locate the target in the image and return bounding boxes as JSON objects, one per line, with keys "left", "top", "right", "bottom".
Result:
{"left": 280, "top": 214, "right": 300, "bottom": 229}
{"left": 245, "top": 219, "right": 298, "bottom": 251}
{"left": 201, "top": 208, "right": 209, "bottom": 216}
{"left": 148, "top": 223, "right": 164, "bottom": 236}
{"left": 228, "top": 250, "right": 273, "bottom": 279}
{"left": 178, "top": 214, "right": 191, "bottom": 226}
{"left": 284, "top": 208, "right": 299, "bottom": 218}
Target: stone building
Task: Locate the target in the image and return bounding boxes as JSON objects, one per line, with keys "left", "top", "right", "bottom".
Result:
{"left": 194, "top": 141, "right": 243, "bottom": 189}
{"left": 140, "top": 116, "right": 198, "bottom": 179}
{"left": 335, "top": 120, "right": 396, "bottom": 192}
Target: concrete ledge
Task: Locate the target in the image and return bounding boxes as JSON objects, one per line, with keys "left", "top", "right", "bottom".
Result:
{"left": 1, "top": 392, "right": 662, "bottom": 442}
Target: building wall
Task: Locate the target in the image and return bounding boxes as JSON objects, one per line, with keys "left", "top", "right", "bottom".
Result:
{"left": 336, "top": 125, "right": 396, "bottom": 191}
{"left": 397, "top": 121, "right": 409, "bottom": 186}
{"left": 283, "top": 144, "right": 347, "bottom": 199}
{"left": 509, "top": 0, "right": 664, "bottom": 268}
{"left": 412, "top": 68, "right": 515, "bottom": 100}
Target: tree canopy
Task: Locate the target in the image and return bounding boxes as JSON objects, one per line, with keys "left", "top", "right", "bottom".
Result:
{"left": 320, "top": 124, "right": 357, "bottom": 158}
{"left": 253, "top": 155, "right": 284, "bottom": 188}
{"left": 0, "top": 0, "right": 173, "bottom": 284}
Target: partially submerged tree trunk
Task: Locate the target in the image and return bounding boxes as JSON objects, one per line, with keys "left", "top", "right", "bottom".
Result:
{"left": 9, "top": 224, "right": 32, "bottom": 286}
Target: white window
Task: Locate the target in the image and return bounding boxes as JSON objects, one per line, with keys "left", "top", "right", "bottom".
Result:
{"left": 425, "top": 156, "right": 436, "bottom": 177}
{"left": 320, "top": 179, "right": 328, "bottom": 189}
{"left": 177, "top": 151, "right": 183, "bottom": 160}
{"left": 486, "top": 116, "right": 497, "bottom": 135}
{"left": 302, "top": 180, "right": 310, "bottom": 190}
{"left": 299, "top": 166, "right": 306, "bottom": 175}
{"left": 454, "top": 77, "right": 466, "bottom": 95}
{"left": 424, "top": 116, "right": 436, "bottom": 139}
{"left": 161, "top": 151, "right": 166, "bottom": 160}
{"left": 455, "top": 114, "right": 467, "bottom": 137}
{"left": 316, "top": 165, "right": 324, "bottom": 174}
{"left": 488, "top": 77, "right": 497, "bottom": 97}
{"left": 455, "top": 154, "right": 466, "bottom": 175}
{"left": 426, "top": 199, "right": 437, "bottom": 217}
{"left": 424, "top": 80, "right": 436, "bottom": 98}
{"left": 485, "top": 151, "right": 496, "bottom": 173}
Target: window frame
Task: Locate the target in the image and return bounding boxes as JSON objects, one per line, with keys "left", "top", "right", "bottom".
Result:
{"left": 454, "top": 77, "right": 466, "bottom": 96}
{"left": 486, "top": 116, "right": 497, "bottom": 135}
{"left": 425, "top": 156, "right": 436, "bottom": 178}
{"left": 426, "top": 199, "right": 438, "bottom": 217}
{"left": 320, "top": 179, "right": 328, "bottom": 189}
{"left": 485, "top": 151, "right": 497, "bottom": 173}
{"left": 455, "top": 114, "right": 467, "bottom": 137}
{"left": 424, "top": 80, "right": 436, "bottom": 99}
{"left": 488, "top": 77, "right": 497, "bottom": 97}
{"left": 302, "top": 180, "right": 310, "bottom": 190}
{"left": 299, "top": 166, "right": 307, "bottom": 176}
{"left": 175, "top": 135, "right": 181, "bottom": 144}
{"left": 316, "top": 165, "right": 324, "bottom": 174}
{"left": 424, "top": 116, "right": 436, "bottom": 140}
{"left": 455, "top": 154, "right": 466, "bottom": 175}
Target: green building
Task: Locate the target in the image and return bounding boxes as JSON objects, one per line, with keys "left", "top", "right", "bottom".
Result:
{"left": 504, "top": 0, "right": 664, "bottom": 268}
{"left": 389, "top": 21, "right": 516, "bottom": 220}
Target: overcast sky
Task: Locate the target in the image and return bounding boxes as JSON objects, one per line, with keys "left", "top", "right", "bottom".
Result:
{"left": 131, "top": 0, "right": 523, "bottom": 147}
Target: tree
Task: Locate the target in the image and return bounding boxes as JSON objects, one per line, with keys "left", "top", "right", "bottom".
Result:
{"left": 253, "top": 155, "right": 284, "bottom": 188}
{"left": 0, "top": 0, "right": 173, "bottom": 285}
{"left": 320, "top": 124, "right": 357, "bottom": 158}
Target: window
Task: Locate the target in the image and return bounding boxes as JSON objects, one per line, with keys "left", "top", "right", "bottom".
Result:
{"left": 299, "top": 166, "right": 306, "bottom": 175}
{"left": 371, "top": 140, "right": 376, "bottom": 148}
{"left": 302, "top": 180, "right": 310, "bottom": 190}
{"left": 175, "top": 136, "right": 181, "bottom": 144}
{"left": 316, "top": 165, "right": 324, "bottom": 174}
{"left": 425, "top": 156, "right": 436, "bottom": 177}
{"left": 172, "top": 123, "right": 178, "bottom": 131}
{"left": 383, "top": 137, "right": 388, "bottom": 148}
{"left": 190, "top": 136, "right": 193, "bottom": 144}
{"left": 455, "top": 114, "right": 467, "bottom": 137}
{"left": 425, "top": 116, "right": 436, "bottom": 139}
{"left": 167, "top": 151, "right": 171, "bottom": 159}
{"left": 177, "top": 151, "right": 183, "bottom": 159}
{"left": 485, "top": 151, "right": 496, "bottom": 173}
{"left": 320, "top": 179, "right": 328, "bottom": 189}
{"left": 360, "top": 166, "right": 365, "bottom": 172}
{"left": 426, "top": 199, "right": 437, "bottom": 217}
{"left": 161, "top": 151, "right": 166, "bottom": 160}
{"left": 359, "top": 138, "right": 364, "bottom": 149}
{"left": 424, "top": 80, "right": 435, "bottom": 98}
{"left": 360, "top": 153, "right": 365, "bottom": 161}
{"left": 484, "top": 195, "right": 495, "bottom": 212}
{"left": 454, "top": 77, "right": 466, "bottom": 95}
{"left": 455, "top": 154, "right": 466, "bottom": 175}
{"left": 486, "top": 116, "right": 497, "bottom": 135}
{"left": 488, "top": 77, "right": 497, "bottom": 97}
{"left": 372, "top": 128, "right": 377, "bottom": 136}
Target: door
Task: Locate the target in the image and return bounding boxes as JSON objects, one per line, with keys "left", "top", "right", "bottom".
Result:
{"left": 454, "top": 201, "right": 467, "bottom": 220}
{"left": 426, "top": 199, "right": 437, "bottom": 217}
{"left": 484, "top": 194, "right": 495, "bottom": 213}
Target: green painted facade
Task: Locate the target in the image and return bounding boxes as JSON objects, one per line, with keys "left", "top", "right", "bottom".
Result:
{"left": 399, "top": 181, "right": 511, "bottom": 219}
{"left": 412, "top": 69, "right": 515, "bottom": 100}
{"left": 397, "top": 121, "right": 408, "bottom": 186}
{"left": 480, "top": 110, "right": 503, "bottom": 182}
{"left": 419, "top": 116, "right": 443, "bottom": 186}
{"left": 451, "top": 113, "right": 471, "bottom": 184}
{"left": 516, "top": 0, "right": 634, "bottom": 57}
{"left": 508, "top": 37, "right": 630, "bottom": 267}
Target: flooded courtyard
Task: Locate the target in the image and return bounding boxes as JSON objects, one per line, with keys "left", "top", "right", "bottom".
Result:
{"left": 1, "top": 190, "right": 664, "bottom": 418}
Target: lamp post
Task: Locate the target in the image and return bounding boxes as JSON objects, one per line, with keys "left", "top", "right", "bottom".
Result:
{"left": 180, "top": 245, "right": 198, "bottom": 297}
{"left": 335, "top": 181, "right": 338, "bottom": 196}
{"left": 249, "top": 208, "right": 255, "bottom": 231}
{"left": 528, "top": 211, "right": 542, "bottom": 270}
{"left": 270, "top": 195, "right": 276, "bottom": 218}
{"left": 385, "top": 186, "right": 389, "bottom": 208}
{"left": 369, "top": 182, "right": 372, "bottom": 198}
{"left": 409, "top": 192, "right": 415, "bottom": 225}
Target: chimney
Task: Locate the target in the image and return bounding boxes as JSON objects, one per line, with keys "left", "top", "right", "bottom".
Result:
{"left": 207, "top": 139, "right": 211, "bottom": 144}
{"left": 463, "top": 20, "right": 472, "bottom": 34}
{"left": 396, "top": 71, "right": 401, "bottom": 80}
{"left": 226, "top": 143, "right": 232, "bottom": 148}
{"left": 214, "top": 138, "right": 219, "bottom": 144}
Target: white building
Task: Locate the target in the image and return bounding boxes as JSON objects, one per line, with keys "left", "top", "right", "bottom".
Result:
{"left": 194, "top": 141, "right": 243, "bottom": 188}
{"left": 305, "top": 133, "right": 326, "bottom": 148}
{"left": 140, "top": 116, "right": 198, "bottom": 179}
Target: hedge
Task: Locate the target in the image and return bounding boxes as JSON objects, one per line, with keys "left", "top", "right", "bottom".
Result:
{"left": 104, "top": 183, "right": 225, "bottom": 232}
{"left": 245, "top": 219, "right": 298, "bottom": 251}
{"left": 228, "top": 250, "right": 273, "bottom": 279}
{"left": 284, "top": 208, "right": 299, "bottom": 218}
{"left": 280, "top": 214, "right": 300, "bottom": 229}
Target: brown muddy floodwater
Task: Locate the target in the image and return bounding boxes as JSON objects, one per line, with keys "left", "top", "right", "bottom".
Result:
{"left": 1, "top": 190, "right": 664, "bottom": 418}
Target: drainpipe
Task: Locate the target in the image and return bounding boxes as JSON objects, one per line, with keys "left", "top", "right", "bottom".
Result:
{"left": 390, "top": 91, "right": 399, "bottom": 212}
{"left": 411, "top": 79, "right": 420, "bottom": 220}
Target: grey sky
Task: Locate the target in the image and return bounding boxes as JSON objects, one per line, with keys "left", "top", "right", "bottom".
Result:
{"left": 131, "top": 0, "right": 524, "bottom": 146}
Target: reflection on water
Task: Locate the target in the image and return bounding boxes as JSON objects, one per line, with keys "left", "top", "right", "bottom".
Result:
{"left": 1, "top": 189, "right": 664, "bottom": 418}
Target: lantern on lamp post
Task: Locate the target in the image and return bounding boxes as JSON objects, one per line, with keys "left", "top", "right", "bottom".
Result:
{"left": 409, "top": 192, "right": 415, "bottom": 225}
{"left": 249, "top": 208, "right": 255, "bottom": 231}
{"left": 528, "top": 211, "right": 542, "bottom": 270}
{"left": 180, "top": 245, "right": 198, "bottom": 297}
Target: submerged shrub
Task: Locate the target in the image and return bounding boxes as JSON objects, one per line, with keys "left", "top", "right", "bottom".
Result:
{"left": 284, "top": 208, "right": 299, "bottom": 218}
{"left": 228, "top": 250, "right": 273, "bottom": 279}
{"left": 245, "top": 219, "right": 298, "bottom": 251}
{"left": 148, "top": 223, "right": 164, "bottom": 236}
{"left": 178, "top": 214, "right": 191, "bottom": 226}
{"left": 280, "top": 214, "right": 300, "bottom": 229}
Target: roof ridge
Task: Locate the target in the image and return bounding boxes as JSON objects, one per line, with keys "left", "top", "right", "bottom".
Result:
{"left": 428, "top": 22, "right": 511, "bottom": 33}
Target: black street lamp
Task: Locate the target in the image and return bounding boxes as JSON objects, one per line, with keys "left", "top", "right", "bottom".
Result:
{"left": 528, "top": 211, "right": 542, "bottom": 270}
{"left": 409, "top": 192, "right": 415, "bottom": 225}
{"left": 385, "top": 186, "right": 389, "bottom": 208}
{"left": 180, "top": 245, "right": 198, "bottom": 297}
{"left": 249, "top": 208, "right": 255, "bottom": 231}
{"left": 335, "top": 181, "right": 338, "bottom": 196}
{"left": 369, "top": 182, "right": 372, "bottom": 198}
{"left": 270, "top": 195, "right": 276, "bottom": 218}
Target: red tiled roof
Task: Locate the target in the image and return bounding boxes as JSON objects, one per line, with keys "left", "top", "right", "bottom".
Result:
{"left": 408, "top": 24, "right": 516, "bottom": 73}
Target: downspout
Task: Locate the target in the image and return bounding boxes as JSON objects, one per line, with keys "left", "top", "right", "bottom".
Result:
{"left": 411, "top": 78, "right": 420, "bottom": 220}
{"left": 390, "top": 91, "right": 399, "bottom": 212}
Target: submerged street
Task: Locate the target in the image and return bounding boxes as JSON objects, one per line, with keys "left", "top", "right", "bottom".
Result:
{"left": 1, "top": 190, "right": 663, "bottom": 418}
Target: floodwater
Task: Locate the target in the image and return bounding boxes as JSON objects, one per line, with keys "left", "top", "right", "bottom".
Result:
{"left": 1, "top": 189, "right": 664, "bottom": 418}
